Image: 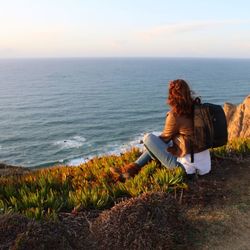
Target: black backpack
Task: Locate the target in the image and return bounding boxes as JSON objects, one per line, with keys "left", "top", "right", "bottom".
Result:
{"left": 191, "top": 98, "right": 228, "bottom": 162}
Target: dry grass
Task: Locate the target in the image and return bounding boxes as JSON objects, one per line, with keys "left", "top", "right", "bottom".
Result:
{"left": 92, "top": 192, "right": 185, "bottom": 250}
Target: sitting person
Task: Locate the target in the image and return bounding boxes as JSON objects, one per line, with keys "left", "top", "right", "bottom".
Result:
{"left": 110, "top": 79, "right": 211, "bottom": 181}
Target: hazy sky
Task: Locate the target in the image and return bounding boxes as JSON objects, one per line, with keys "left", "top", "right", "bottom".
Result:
{"left": 1, "top": 0, "right": 250, "bottom": 58}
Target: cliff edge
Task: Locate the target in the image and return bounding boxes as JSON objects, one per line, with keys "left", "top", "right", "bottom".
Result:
{"left": 224, "top": 95, "right": 250, "bottom": 140}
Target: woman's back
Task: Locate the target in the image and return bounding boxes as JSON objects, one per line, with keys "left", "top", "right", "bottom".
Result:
{"left": 160, "top": 110, "right": 193, "bottom": 157}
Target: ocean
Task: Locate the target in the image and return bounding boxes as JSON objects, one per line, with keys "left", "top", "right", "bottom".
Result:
{"left": 0, "top": 58, "right": 249, "bottom": 168}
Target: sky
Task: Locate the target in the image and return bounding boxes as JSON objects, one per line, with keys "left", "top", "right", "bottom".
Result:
{"left": 0, "top": 0, "right": 250, "bottom": 58}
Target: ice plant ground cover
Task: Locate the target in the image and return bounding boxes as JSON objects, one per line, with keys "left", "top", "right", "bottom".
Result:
{"left": 0, "top": 138, "right": 249, "bottom": 220}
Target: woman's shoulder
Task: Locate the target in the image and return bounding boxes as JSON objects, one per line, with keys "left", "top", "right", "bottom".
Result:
{"left": 167, "top": 111, "right": 192, "bottom": 126}
{"left": 167, "top": 110, "right": 189, "bottom": 119}
{"left": 166, "top": 110, "right": 176, "bottom": 117}
{"left": 166, "top": 110, "right": 176, "bottom": 120}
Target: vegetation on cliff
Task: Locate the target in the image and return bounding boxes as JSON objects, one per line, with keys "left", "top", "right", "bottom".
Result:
{"left": 0, "top": 148, "right": 186, "bottom": 220}
{"left": 0, "top": 138, "right": 249, "bottom": 221}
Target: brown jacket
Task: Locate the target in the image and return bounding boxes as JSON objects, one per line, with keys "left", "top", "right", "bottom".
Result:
{"left": 159, "top": 110, "right": 195, "bottom": 157}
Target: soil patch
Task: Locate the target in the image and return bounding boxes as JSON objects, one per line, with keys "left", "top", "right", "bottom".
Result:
{"left": 181, "top": 156, "right": 250, "bottom": 250}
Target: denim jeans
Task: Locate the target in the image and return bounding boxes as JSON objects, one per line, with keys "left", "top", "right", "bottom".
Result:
{"left": 135, "top": 133, "right": 182, "bottom": 169}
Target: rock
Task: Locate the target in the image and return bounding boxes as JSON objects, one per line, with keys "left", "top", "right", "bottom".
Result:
{"left": 224, "top": 95, "right": 250, "bottom": 141}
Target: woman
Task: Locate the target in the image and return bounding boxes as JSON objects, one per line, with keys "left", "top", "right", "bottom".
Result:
{"left": 110, "top": 79, "right": 211, "bottom": 181}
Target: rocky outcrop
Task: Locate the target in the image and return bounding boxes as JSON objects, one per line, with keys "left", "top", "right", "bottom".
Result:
{"left": 224, "top": 95, "right": 250, "bottom": 141}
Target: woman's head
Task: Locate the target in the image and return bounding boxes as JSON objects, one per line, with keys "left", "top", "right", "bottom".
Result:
{"left": 167, "top": 79, "right": 194, "bottom": 116}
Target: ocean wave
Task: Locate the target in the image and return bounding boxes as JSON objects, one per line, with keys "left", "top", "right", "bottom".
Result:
{"left": 67, "top": 157, "right": 91, "bottom": 166}
{"left": 54, "top": 135, "right": 87, "bottom": 150}
{"left": 67, "top": 131, "right": 161, "bottom": 166}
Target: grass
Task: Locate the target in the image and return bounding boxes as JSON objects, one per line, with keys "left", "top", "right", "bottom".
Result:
{"left": 211, "top": 137, "right": 250, "bottom": 158}
{"left": 0, "top": 138, "right": 249, "bottom": 220}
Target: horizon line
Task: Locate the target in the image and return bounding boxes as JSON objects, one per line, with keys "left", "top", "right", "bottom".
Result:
{"left": 1, "top": 56, "right": 250, "bottom": 60}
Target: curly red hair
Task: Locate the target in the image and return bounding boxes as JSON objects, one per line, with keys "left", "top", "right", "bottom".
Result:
{"left": 167, "top": 79, "right": 194, "bottom": 116}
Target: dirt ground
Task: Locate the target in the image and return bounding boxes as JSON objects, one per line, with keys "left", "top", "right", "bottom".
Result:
{"left": 181, "top": 156, "right": 250, "bottom": 250}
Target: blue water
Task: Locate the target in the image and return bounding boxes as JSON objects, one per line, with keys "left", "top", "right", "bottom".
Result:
{"left": 0, "top": 58, "right": 249, "bottom": 167}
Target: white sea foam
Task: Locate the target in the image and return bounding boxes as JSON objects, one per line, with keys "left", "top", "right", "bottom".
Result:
{"left": 67, "top": 154, "right": 97, "bottom": 166}
{"left": 67, "top": 131, "right": 162, "bottom": 166}
{"left": 54, "top": 136, "right": 87, "bottom": 150}
{"left": 67, "top": 157, "right": 88, "bottom": 166}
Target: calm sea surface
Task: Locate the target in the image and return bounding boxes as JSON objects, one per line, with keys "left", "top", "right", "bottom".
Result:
{"left": 0, "top": 58, "right": 250, "bottom": 167}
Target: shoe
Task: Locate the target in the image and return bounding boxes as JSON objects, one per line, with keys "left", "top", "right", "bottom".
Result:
{"left": 110, "top": 163, "right": 141, "bottom": 182}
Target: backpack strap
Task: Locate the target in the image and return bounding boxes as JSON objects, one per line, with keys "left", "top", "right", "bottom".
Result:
{"left": 190, "top": 97, "right": 201, "bottom": 163}
{"left": 190, "top": 104, "right": 194, "bottom": 163}
{"left": 190, "top": 143, "right": 194, "bottom": 163}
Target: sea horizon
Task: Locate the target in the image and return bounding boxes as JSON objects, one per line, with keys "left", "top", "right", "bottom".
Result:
{"left": 1, "top": 56, "right": 250, "bottom": 60}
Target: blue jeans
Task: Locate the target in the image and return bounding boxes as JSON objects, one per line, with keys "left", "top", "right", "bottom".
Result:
{"left": 135, "top": 133, "right": 182, "bottom": 169}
